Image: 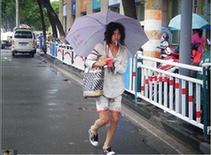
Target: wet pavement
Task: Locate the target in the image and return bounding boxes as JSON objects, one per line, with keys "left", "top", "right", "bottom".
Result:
{"left": 1, "top": 49, "right": 205, "bottom": 154}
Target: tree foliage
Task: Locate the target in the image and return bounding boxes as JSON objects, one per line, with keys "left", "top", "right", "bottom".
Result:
{"left": 19, "top": 0, "right": 49, "bottom": 30}
{"left": 1, "top": 0, "right": 60, "bottom": 31}
{"left": 2, "top": 0, "right": 16, "bottom": 30}
{"left": 39, "top": 0, "right": 65, "bottom": 38}
{"left": 51, "top": 1, "right": 59, "bottom": 15}
{"left": 1, "top": 0, "right": 138, "bottom": 39}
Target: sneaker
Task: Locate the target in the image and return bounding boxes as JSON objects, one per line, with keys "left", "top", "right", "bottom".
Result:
{"left": 103, "top": 147, "right": 115, "bottom": 155}
{"left": 88, "top": 129, "right": 98, "bottom": 147}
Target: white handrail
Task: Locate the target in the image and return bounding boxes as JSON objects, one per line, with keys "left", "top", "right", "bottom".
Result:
{"left": 202, "top": 63, "right": 211, "bottom": 67}
{"left": 138, "top": 54, "right": 202, "bottom": 72}
{"left": 138, "top": 63, "right": 203, "bottom": 85}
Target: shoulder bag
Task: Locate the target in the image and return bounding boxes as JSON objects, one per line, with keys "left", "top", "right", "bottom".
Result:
{"left": 83, "top": 50, "right": 104, "bottom": 98}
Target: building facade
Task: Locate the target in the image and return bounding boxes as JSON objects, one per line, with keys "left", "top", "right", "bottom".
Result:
{"left": 58, "top": 0, "right": 210, "bottom": 59}
{"left": 59, "top": 0, "right": 210, "bottom": 32}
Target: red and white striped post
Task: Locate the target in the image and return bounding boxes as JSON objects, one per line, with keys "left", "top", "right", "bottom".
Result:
{"left": 181, "top": 80, "right": 187, "bottom": 116}
{"left": 175, "top": 78, "right": 180, "bottom": 113}
{"left": 144, "top": 69, "right": 149, "bottom": 98}
{"left": 188, "top": 82, "right": 193, "bottom": 119}
{"left": 148, "top": 70, "right": 153, "bottom": 100}
{"left": 169, "top": 77, "right": 174, "bottom": 110}
{"left": 163, "top": 75, "right": 168, "bottom": 107}
{"left": 153, "top": 74, "right": 158, "bottom": 102}
{"left": 158, "top": 74, "right": 162, "bottom": 105}
{"left": 196, "top": 84, "right": 201, "bottom": 122}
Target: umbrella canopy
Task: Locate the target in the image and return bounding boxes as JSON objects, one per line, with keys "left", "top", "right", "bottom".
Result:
{"left": 168, "top": 13, "right": 209, "bottom": 30}
{"left": 65, "top": 10, "right": 148, "bottom": 57}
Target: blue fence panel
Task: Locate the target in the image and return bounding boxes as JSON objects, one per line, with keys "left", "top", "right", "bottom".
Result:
{"left": 124, "top": 58, "right": 132, "bottom": 91}
{"left": 50, "top": 42, "right": 57, "bottom": 57}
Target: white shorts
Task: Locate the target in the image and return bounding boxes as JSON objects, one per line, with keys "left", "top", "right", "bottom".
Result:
{"left": 96, "top": 95, "right": 122, "bottom": 113}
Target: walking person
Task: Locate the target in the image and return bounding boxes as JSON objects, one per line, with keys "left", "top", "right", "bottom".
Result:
{"left": 191, "top": 29, "right": 207, "bottom": 77}
{"left": 85, "top": 22, "right": 128, "bottom": 155}
{"left": 192, "top": 29, "right": 206, "bottom": 53}
{"left": 38, "top": 33, "right": 44, "bottom": 50}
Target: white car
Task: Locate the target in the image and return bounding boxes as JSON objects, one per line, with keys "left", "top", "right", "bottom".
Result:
{"left": 11, "top": 28, "right": 36, "bottom": 57}
{"left": 1, "top": 31, "right": 12, "bottom": 49}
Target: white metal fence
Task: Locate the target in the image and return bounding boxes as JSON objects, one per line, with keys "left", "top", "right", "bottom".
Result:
{"left": 46, "top": 43, "right": 210, "bottom": 135}
{"left": 135, "top": 52, "right": 210, "bottom": 135}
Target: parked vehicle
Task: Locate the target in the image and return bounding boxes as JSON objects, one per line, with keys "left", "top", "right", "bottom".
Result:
{"left": 157, "top": 33, "right": 180, "bottom": 73}
{"left": 157, "top": 41, "right": 201, "bottom": 73}
{"left": 1, "top": 31, "right": 13, "bottom": 49}
{"left": 11, "top": 28, "right": 36, "bottom": 57}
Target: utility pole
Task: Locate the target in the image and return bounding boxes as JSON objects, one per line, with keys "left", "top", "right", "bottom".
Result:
{"left": 16, "top": 0, "right": 19, "bottom": 27}
{"left": 179, "top": 0, "right": 193, "bottom": 75}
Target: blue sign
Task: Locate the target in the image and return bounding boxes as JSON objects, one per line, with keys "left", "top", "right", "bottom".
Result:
{"left": 71, "top": 0, "right": 76, "bottom": 16}
{"left": 93, "top": 0, "right": 100, "bottom": 10}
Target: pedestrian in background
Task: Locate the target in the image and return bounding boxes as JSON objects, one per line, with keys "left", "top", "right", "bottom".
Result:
{"left": 192, "top": 29, "right": 206, "bottom": 53}
{"left": 191, "top": 29, "right": 207, "bottom": 77}
{"left": 38, "top": 33, "right": 44, "bottom": 50}
{"left": 85, "top": 22, "right": 128, "bottom": 155}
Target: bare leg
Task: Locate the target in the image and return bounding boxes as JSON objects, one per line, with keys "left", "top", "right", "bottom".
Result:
{"left": 90, "top": 110, "right": 110, "bottom": 134}
{"left": 103, "top": 111, "right": 120, "bottom": 149}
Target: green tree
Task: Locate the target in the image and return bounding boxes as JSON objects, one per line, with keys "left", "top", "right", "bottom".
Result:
{"left": 19, "top": 0, "right": 50, "bottom": 30}
{"left": 46, "top": 1, "right": 59, "bottom": 38}
{"left": 39, "top": 0, "right": 65, "bottom": 39}
{"left": 51, "top": 1, "right": 59, "bottom": 15}
{"left": 1, "top": 0, "right": 60, "bottom": 32}
{"left": 2, "top": 0, "right": 16, "bottom": 30}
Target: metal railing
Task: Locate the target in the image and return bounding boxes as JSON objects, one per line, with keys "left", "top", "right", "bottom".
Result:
{"left": 135, "top": 52, "right": 210, "bottom": 136}
{"left": 46, "top": 42, "right": 210, "bottom": 136}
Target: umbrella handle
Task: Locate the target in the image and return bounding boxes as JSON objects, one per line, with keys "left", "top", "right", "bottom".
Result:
{"left": 106, "top": 44, "right": 109, "bottom": 57}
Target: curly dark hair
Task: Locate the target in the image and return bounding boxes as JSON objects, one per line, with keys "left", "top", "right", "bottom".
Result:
{"left": 104, "top": 22, "right": 125, "bottom": 45}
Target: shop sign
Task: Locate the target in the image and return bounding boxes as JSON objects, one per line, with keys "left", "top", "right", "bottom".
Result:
{"left": 71, "top": 0, "right": 76, "bottom": 16}
{"left": 93, "top": 0, "right": 100, "bottom": 10}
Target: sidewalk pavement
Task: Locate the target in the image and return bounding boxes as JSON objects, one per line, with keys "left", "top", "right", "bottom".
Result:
{"left": 41, "top": 53, "right": 210, "bottom": 154}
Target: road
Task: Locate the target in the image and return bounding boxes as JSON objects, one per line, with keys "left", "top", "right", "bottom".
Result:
{"left": 1, "top": 49, "right": 190, "bottom": 154}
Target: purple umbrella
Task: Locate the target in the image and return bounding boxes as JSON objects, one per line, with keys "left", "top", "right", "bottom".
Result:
{"left": 65, "top": 10, "right": 148, "bottom": 57}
